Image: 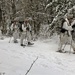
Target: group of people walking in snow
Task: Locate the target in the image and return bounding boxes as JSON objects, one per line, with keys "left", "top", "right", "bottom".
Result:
{"left": 0, "top": 19, "right": 34, "bottom": 46}
{"left": 11, "top": 19, "right": 34, "bottom": 46}
{"left": 0, "top": 13, "right": 75, "bottom": 53}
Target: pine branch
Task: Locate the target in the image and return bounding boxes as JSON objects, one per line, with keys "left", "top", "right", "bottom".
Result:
{"left": 25, "top": 57, "right": 38, "bottom": 75}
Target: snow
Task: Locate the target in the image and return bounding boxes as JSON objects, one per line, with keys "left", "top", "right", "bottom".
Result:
{"left": 73, "top": 6, "right": 75, "bottom": 9}
{"left": 0, "top": 35, "right": 75, "bottom": 75}
{"left": 45, "top": 2, "right": 53, "bottom": 10}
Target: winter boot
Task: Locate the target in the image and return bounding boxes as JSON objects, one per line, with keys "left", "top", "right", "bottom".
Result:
{"left": 21, "top": 44, "right": 26, "bottom": 46}
{"left": 57, "top": 50, "right": 63, "bottom": 53}
{"left": 57, "top": 50, "right": 67, "bottom": 53}
{"left": 73, "top": 51, "right": 75, "bottom": 54}
{"left": 14, "top": 40, "right": 18, "bottom": 43}
{"left": 28, "top": 42, "right": 34, "bottom": 45}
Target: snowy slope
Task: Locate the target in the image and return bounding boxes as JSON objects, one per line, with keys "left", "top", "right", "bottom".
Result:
{"left": 0, "top": 35, "right": 75, "bottom": 75}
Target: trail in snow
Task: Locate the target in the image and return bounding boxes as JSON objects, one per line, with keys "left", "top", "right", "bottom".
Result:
{"left": 0, "top": 36, "right": 75, "bottom": 75}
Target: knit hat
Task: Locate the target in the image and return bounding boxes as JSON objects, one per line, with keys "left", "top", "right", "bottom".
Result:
{"left": 67, "top": 14, "right": 73, "bottom": 19}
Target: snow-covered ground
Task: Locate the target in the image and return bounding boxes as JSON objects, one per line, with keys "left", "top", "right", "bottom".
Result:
{"left": 0, "top": 35, "right": 75, "bottom": 75}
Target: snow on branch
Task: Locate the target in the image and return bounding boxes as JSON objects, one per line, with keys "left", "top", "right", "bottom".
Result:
{"left": 49, "top": 11, "right": 62, "bottom": 27}
{"left": 47, "top": 11, "right": 63, "bottom": 33}
{"left": 36, "top": 12, "right": 50, "bottom": 17}
{"left": 45, "top": 0, "right": 58, "bottom": 10}
{"left": 55, "top": 5, "right": 60, "bottom": 12}
{"left": 73, "top": 6, "right": 75, "bottom": 9}
{"left": 45, "top": 2, "right": 53, "bottom": 10}
{"left": 25, "top": 57, "right": 38, "bottom": 75}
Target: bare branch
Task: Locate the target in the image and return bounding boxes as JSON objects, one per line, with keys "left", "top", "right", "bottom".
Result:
{"left": 25, "top": 57, "right": 38, "bottom": 75}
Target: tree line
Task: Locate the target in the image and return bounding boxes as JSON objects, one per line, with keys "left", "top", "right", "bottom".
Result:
{"left": 0, "top": 0, "right": 75, "bottom": 38}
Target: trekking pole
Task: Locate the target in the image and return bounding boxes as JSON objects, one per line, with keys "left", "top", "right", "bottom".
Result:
{"left": 62, "top": 42, "right": 67, "bottom": 50}
{"left": 69, "top": 39, "right": 72, "bottom": 54}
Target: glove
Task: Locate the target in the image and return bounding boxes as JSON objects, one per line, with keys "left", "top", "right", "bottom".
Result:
{"left": 71, "top": 30, "right": 74, "bottom": 33}
{"left": 26, "top": 27, "right": 29, "bottom": 31}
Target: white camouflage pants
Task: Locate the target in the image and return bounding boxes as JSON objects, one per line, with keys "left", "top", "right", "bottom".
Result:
{"left": 20, "top": 32, "right": 26, "bottom": 44}
{"left": 13, "top": 30, "right": 19, "bottom": 41}
{"left": 58, "top": 33, "right": 75, "bottom": 51}
{"left": 26, "top": 31, "right": 31, "bottom": 43}
{"left": 20, "top": 31, "right": 31, "bottom": 44}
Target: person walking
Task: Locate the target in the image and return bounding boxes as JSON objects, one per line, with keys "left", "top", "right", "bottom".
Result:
{"left": 57, "top": 14, "right": 75, "bottom": 54}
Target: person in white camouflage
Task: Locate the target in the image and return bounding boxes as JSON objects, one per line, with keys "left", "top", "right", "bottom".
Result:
{"left": 10, "top": 21, "right": 19, "bottom": 43}
{"left": 20, "top": 20, "right": 34, "bottom": 46}
{"left": 57, "top": 14, "right": 75, "bottom": 54}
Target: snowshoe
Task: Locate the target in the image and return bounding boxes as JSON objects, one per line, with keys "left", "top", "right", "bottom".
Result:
{"left": 73, "top": 51, "right": 75, "bottom": 54}
{"left": 14, "top": 40, "right": 18, "bottom": 43}
{"left": 28, "top": 42, "right": 34, "bottom": 45}
{"left": 0, "top": 37, "right": 4, "bottom": 40}
{"left": 56, "top": 50, "right": 67, "bottom": 53}
{"left": 21, "top": 44, "right": 26, "bottom": 46}
{"left": 56, "top": 50, "right": 63, "bottom": 53}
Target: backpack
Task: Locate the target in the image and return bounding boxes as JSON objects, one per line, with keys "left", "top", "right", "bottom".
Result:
{"left": 19, "top": 21, "right": 24, "bottom": 32}
{"left": 60, "top": 18, "right": 68, "bottom": 33}
{"left": 72, "top": 24, "right": 75, "bottom": 41}
{"left": 72, "top": 24, "right": 75, "bottom": 29}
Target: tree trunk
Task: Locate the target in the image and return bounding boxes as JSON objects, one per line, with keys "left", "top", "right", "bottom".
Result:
{"left": 0, "top": 8, "right": 2, "bottom": 22}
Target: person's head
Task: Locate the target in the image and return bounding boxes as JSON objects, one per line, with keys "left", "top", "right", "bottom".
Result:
{"left": 67, "top": 14, "right": 73, "bottom": 21}
{"left": 25, "top": 19, "right": 28, "bottom": 23}
{"left": 16, "top": 21, "right": 19, "bottom": 24}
